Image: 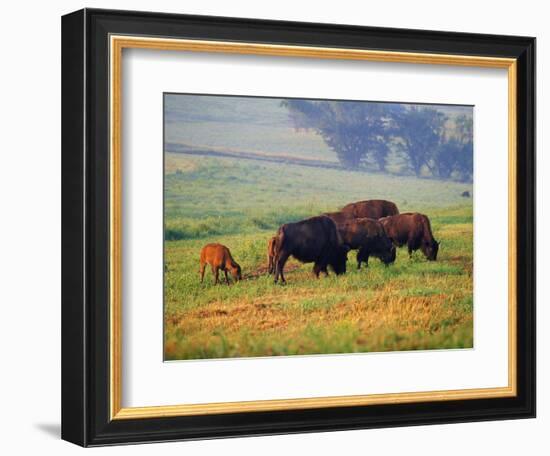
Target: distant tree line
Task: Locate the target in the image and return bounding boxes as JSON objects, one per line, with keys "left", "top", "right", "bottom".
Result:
{"left": 282, "top": 100, "right": 473, "bottom": 182}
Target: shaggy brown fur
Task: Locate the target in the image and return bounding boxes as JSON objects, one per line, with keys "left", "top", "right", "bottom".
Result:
{"left": 200, "top": 243, "right": 242, "bottom": 285}
{"left": 380, "top": 213, "right": 439, "bottom": 260}
{"left": 341, "top": 199, "right": 399, "bottom": 219}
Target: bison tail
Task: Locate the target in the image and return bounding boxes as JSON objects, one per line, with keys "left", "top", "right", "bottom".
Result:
{"left": 275, "top": 227, "right": 286, "bottom": 252}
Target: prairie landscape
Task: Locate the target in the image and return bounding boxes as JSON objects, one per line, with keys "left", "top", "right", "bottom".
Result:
{"left": 163, "top": 94, "right": 473, "bottom": 360}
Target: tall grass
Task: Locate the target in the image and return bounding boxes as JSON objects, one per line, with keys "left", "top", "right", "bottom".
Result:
{"left": 164, "top": 153, "right": 472, "bottom": 237}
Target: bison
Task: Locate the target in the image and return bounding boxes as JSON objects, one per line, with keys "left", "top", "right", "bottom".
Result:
{"left": 267, "top": 236, "right": 278, "bottom": 274}
{"left": 337, "top": 218, "right": 396, "bottom": 268}
{"left": 379, "top": 213, "right": 439, "bottom": 260}
{"left": 274, "top": 215, "right": 349, "bottom": 284}
{"left": 324, "top": 211, "right": 355, "bottom": 226}
{"left": 199, "top": 243, "right": 242, "bottom": 285}
{"left": 341, "top": 199, "right": 399, "bottom": 219}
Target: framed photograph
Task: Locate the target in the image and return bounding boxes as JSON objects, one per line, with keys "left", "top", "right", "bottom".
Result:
{"left": 61, "top": 8, "right": 535, "bottom": 446}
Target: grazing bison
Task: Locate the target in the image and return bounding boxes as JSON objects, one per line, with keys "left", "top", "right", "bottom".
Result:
{"left": 341, "top": 199, "right": 399, "bottom": 219}
{"left": 199, "top": 243, "right": 242, "bottom": 285}
{"left": 274, "top": 215, "right": 349, "bottom": 284}
{"left": 461, "top": 191, "right": 471, "bottom": 198}
{"left": 379, "top": 213, "right": 439, "bottom": 260}
{"left": 337, "top": 218, "right": 396, "bottom": 268}
{"left": 324, "top": 211, "right": 355, "bottom": 226}
{"left": 267, "top": 236, "right": 278, "bottom": 274}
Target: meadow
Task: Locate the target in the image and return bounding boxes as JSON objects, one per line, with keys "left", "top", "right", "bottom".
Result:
{"left": 164, "top": 152, "right": 473, "bottom": 360}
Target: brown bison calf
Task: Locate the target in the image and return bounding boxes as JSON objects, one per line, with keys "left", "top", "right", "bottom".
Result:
{"left": 267, "top": 236, "right": 278, "bottom": 274}
{"left": 341, "top": 199, "right": 399, "bottom": 219}
{"left": 199, "top": 243, "right": 242, "bottom": 285}
{"left": 337, "top": 218, "right": 396, "bottom": 268}
{"left": 380, "top": 213, "right": 440, "bottom": 261}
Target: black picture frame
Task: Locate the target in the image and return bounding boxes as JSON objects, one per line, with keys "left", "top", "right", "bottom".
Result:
{"left": 62, "top": 8, "right": 535, "bottom": 447}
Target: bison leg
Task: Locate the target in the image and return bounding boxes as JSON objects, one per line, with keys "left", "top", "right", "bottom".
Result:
{"left": 199, "top": 263, "right": 206, "bottom": 283}
{"left": 274, "top": 251, "right": 290, "bottom": 284}
{"left": 407, "top": 239, "right": 414, "bottom": 258}
{"left": 390, "top": 238, "right": 403, "bottom": 248}
{"left": 312, "top": 263, "right": 322, "bottom": 278}
{"left": 407, "top": 240, "right": 419, "bottom": 258}
{"left": 407, "top": 236, "right": 421, "bottom": 258}
{"left": 313, "top": 261, "right": 329, "bottom": 278}
{"left": 224, "top": 270, "right": 230, "bottom": 286}
{"left": 358, "top": 250, "right": 369, "bottom": 269}
{"left": 213, "top": 266, "right": 219, "bottom": 285}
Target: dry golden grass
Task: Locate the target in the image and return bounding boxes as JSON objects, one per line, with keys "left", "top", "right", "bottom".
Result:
{"left": 164, "top": 239, "right": 473, "bottom": 360}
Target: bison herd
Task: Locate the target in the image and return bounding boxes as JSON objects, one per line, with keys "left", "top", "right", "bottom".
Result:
{"left": 199, "top": 199, "right": 440, "bottom": 285}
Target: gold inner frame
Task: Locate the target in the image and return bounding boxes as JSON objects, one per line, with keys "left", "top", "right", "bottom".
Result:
{"left": 109, "top": 35, "right": 517, "bottom": 420}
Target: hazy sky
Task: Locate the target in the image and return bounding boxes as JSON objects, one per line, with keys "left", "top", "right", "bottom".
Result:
{"left": 165, "top": 93, "right": 472, "bottom": 126}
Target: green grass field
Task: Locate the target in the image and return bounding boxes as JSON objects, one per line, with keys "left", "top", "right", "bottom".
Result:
{"left": 163, "top": 152, "right": 473, "bottom": 360}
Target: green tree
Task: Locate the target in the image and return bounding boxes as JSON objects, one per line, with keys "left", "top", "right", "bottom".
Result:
{"left": 453, "top": 114, "right": 474, "bottom": 181}
{"left": 282, "top": 100, "right": 392, "bottom": 170}
{"left": 436, "top": 137, "right": 463, "bottom": 179}
{"left": 392, "top": 106, "right": 447, "bottom": 177}
{"left": 283, "top": 100, "right": 472, "bottom": 181}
